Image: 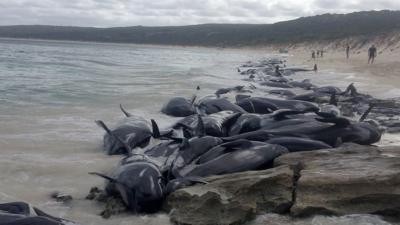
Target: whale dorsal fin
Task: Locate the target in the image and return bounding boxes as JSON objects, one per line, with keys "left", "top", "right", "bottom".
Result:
{"left": 151, "top": 119, "right": 161, "bottom": 138}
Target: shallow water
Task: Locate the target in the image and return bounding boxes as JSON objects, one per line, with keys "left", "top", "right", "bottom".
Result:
{"left": 0, "top": 39, "right": 399, "bottom": 225}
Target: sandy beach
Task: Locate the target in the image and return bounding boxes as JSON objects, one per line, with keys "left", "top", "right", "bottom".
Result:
{"left": 286, "top": 47, "right": 400, "bottom": 96}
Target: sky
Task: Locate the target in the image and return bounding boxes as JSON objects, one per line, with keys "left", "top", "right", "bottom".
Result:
{"left": 0, "top": 0, "right": 399, "bottom": 27}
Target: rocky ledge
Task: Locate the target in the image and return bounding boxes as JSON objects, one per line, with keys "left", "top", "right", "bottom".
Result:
{"left": 166, "top": 144, "right": 400, "bottom": 225}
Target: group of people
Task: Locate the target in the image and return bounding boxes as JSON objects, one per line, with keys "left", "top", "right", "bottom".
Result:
{"left": 311, "top": 49, "right": 324, "bottom": 59}
{"left": 311, "top": 44, "right": 377, "bottom": 64}
{"left": 346, "top": 44, "right": 377, "bottom": 64}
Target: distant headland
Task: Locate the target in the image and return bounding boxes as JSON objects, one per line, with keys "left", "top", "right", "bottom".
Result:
{"left": 0, "top": 10, "right": 399, "bottom": 48}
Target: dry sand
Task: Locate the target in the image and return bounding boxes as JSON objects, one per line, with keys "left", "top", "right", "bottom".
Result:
{"left": 285, "top": 47, "right": 400, "bottom": 98}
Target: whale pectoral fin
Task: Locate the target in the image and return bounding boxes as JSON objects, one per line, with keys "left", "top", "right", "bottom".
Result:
{"left": 195, "top": 115, "right": 205, "bottom": 137}
{"left": 211, "top": 104, "right": 223, "bottom": 112}
{"left": 248, "top": 99, "right": 256, "bottom": 113}
{"left": 95, "top": 120, "right": 113, "bottom": 134}
{"left": 119, "top": 104, "right": 132, "bottom": 117}
{"left": 116, "top": 184, "right": 138, "bottom": 212}
{"left": 96, "top": 120, "right": 132, "bottom": 155}
{"left": 160, "top": 129, "right": 174, "bottom": 139}
{"left": 272, "top": 109, "right": 304, "bottom": 121}
{"left": 190, "top": 95, "right": 197, "bottom": 105}
{"left": 316, "top": 117, "right": 351, "bottom": 128}
{"left": 221, "top": 139, "right": 253, "bottom": 151}
{"left": 222, "top": 113, "right": 242, "bottom": 130}
{"left": 112, "top": 133, "right": 133, "bottom": 156}
{"left": 329, "top": 93, "right": 338, "bottom": 106}
{"left": 33, "top": 207, "right": 67, "bottom": 223}
{"left": 89, "top": 172, "right": 117, "bottom": 183}
{"left": 359, "top": 104, "right": 374, "bottom": 122}
{"left": 195, "top": 105, "right": 207, "bottom": 116}
{"left": 315, "top": 111, "right": 337, "bottom": 119}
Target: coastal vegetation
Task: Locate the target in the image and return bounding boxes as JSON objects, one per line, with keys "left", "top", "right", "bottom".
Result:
{"left": 0, "top": 10, "right": 399, "bottom": 47}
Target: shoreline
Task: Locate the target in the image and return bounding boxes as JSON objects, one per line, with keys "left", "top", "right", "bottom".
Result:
{"left": 285, "top": 47, "right": 400, "bottom": 99}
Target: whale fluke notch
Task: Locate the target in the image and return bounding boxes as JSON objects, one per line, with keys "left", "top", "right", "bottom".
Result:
{"left": 120, "top": 104, "right": 132, "bottom": 117}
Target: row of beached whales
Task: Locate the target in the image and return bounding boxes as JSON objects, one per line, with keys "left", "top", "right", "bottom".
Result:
{"left": 84, "top": 58, "right": 386, "bottom": 215}
{"left": 0, "top": 58, "right": 391, "bottom": 224}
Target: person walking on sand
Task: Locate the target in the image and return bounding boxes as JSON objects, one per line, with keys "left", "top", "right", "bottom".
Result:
{"left": 320, "top": 49, "right": 324, "bottom": 57}
{"left": 346, "top": 45, "right": 350, "bottom": 59}
{"left": 368, "top": 45, "right": 377, "bottom": 64}
{"left": 311, "top": 51, "right": 316, "bottom": 60}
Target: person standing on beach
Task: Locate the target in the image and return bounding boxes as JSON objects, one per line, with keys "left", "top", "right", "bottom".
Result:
{"left": 320, "top": 49, "right": 324, "bottom": 57}
{"left": 312, "top": 51, "right": 316, "bottom": 60}
{"left": 346, "top": 45, "right": 350, "bottom": 59}
{"left": 368, "top": 45, "right": 377, "bottom": 64}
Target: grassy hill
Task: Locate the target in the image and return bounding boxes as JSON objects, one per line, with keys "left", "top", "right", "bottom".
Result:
{"left": 0, "top": 10, "right": 399, "bottom": 47}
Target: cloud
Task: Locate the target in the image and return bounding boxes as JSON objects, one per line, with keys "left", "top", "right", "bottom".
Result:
{"left": 0, "top": 0, "right": 398, "bottom": 27}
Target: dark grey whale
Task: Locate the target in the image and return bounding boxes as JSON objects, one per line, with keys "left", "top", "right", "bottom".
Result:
{"left": 197, "top": 98, "right": 246, "bottom": 114}
{"left": 174, "top": 111, "right": 241, "bottom": 137}
{"left": 95, "top": 105, "right": 170, "bottom": 155}
{"left": 266, "top": 137, "right": 332, "bottom": 152}
{"left": 91, "top": 160, "right": 164, "bottom": 213}
{"left": 182, "top": 141, "right": 288, "bottom": 177}
{"left": 161, "top": 97, "right": 196, "bottom": 117}
{"left": 237, "top": 96, "right": 319, "bottom": 113}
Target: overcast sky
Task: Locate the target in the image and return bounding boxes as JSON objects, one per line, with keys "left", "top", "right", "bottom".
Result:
{"left": 0, "top": 0, "right": 399, "bottom": 27}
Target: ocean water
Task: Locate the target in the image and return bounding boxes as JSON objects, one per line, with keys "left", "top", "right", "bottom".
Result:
{"left": 0, "top": 38, "right": 399, "bottom": 225}
{"left": 0, "top": 38, "right": 267, "bottom": 225}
